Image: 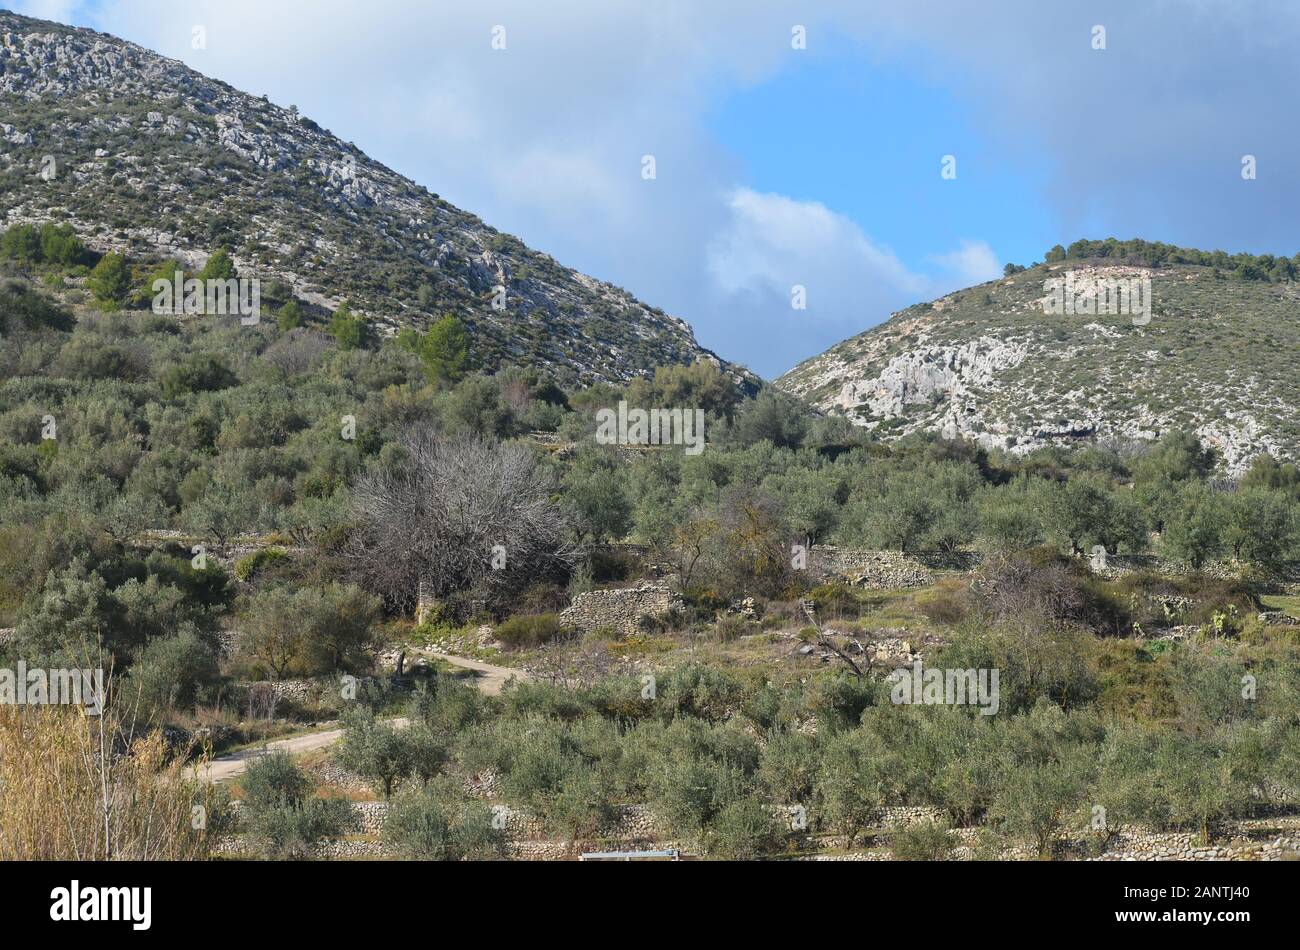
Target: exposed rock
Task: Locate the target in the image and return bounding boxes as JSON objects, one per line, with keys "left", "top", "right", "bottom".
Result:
{"left": 559, "top": 585, "right": 681, "bottom": 637}
{"left": 778, "top": 262, "right": 1300, "bottom": 475}
{"left": 0, "top": 9, "right": 757, "bottom": 391}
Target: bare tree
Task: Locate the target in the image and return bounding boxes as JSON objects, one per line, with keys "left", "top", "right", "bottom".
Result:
{"left": 261, "top": 327, "right": 333, "bottom": 376}
{"left": 348, "top": 426, "right": 578, "bottom": 617}
{"left": 798, "top": 599, "right": 871, "bottom": 679}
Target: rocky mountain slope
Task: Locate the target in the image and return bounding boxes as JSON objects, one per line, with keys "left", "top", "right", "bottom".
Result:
{"left": 777, "top": 256, "right": 1300, "bottom": 474}
{"left": 0, "top": 10, "right": 752, "bottom": 387}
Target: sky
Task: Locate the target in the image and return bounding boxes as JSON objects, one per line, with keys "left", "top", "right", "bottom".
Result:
{"left": 11, "top": 1, "right": 1300, "bottom": 378}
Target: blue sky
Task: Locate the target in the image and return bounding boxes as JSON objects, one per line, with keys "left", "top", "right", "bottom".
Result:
{"left": 12, "top": 1, "right": 1300, "bottom": 378}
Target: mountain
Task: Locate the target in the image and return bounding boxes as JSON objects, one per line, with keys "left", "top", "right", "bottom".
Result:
{"left": 0, "top": 10, "right": 753, "bottom": 388}
{"left": 777, "top": 245, "right": 1300, "bottom": 474}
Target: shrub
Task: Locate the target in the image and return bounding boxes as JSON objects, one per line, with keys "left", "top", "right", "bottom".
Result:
{"left": 337, "top": 708, "right": 411, "bottom": 798}
{"left": 327, "top": 301, "right": 365, "bottom": 350}
{"left": 494, "top": 613, "right": 564, "bottom": 649}
{"left": 88, "top": 253, "right": 132, "bottom": 309}
{"left": 234, "top": 547, "right": 290, "bottom": 582}
{"left": 383, "top": 783, "right": 506, "bottom": 859}
{"left": 712, "top": 613, "right": 751, "bottom": 642}
{"left": 238, "top": 583, "right": 380, "bottom": 678}
{"left": 416, "top": 314, "right": 471, "bottom": 385}
{"left": 276, "top": 300, "right": 304, "bottom": 331}
{"left": 39, "top": 224, "right": 87, "bottom": 266}
{"left": 197, "top": 249, "right": 236, "bottom": 281}
{"left": 124, "top": 628, "right": 220, "bottom": 719}
{"left": 891, "top": 819, "right": 958, "bottom": 860}
{"left": 705, "top": 796, "right": 787, "bottom": 859}
{"left": 0, "top": 224, "right": 41, "bottom": 262}
{"left": 0, "top": 281, "right": 75, "bottom": 333}
{"left": 240, "top": 752, "right": 351, "bottom": 859}
{"left": 160, "top": 354, "right": 238, "bottom": 399}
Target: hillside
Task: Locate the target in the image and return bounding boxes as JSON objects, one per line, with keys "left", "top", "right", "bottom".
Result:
{"left": 777, "top": 249, "right": 1300, "bottom": 474}
{"left": 0, "top": 10, "right": 752, "bottom": 388}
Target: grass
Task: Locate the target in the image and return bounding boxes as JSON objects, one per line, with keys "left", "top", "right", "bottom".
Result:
{"left": 1260, "top": 594, "right": 1300, "bottom": 617}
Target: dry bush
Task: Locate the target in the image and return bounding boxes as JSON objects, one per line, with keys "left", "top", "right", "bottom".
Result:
{"left": 915, "top": 578, "right": 972, "bottom": 626}
{"left": 260, "top": 327, "right": 333, "bottom": 376}
{"left": 348, "top": 426, "right": 578, "bottom": 616}
{"left": 0, "top": 705, "right": 223, "bottom": 860}
{"left": 972, "top": 553, "right": 1085, "bottom": 630}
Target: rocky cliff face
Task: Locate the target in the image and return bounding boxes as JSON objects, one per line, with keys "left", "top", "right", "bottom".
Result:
{"left": 0, "top": 11, "right": 753, "bottom": 388}
{"left": 778, "top": 261, "right": 1300, "bottom": 474}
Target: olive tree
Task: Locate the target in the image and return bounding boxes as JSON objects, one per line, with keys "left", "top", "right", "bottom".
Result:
{"left": 348, "top": 427, "right": 578, "bottom": 616}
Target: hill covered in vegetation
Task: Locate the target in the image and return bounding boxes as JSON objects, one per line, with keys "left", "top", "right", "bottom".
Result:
{"left": 777, "top": 239, "right": 1300, "bottom": 474}
{"left": 0, "top": 10, "right": 752, "bottom": 388}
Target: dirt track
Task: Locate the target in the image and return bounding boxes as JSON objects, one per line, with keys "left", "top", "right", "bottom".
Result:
{"left": 195, "top": 654, "right": 525, "bottom": 782}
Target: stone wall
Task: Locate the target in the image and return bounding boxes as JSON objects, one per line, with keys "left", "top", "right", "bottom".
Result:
{"left": 215, "top": 628, "right": 240, "bottom": 658}
{"left": 808, "top": 546, "right": 1300, "bottom": 589}
{"left": 214, "top": 797, "right": 1300, "bottom": 862}
{"left": 231, "top": 675, "right": 397, "bottom": 710}
{"left": 559, "top": 585, "right": 681, "bottom": 637}
{"left": 807, "top": 547, "right": 979, "bottom": 589}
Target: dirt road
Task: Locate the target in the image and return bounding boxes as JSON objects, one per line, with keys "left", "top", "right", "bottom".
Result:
{"left": 196, "top": 654, "right": 525, "bottom": 782}
{"left": 429, "top": 651, "right": 528, "bottom": 696}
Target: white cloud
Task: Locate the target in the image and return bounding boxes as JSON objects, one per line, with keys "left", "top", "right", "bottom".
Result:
{"left": 17, "top": 0, "right": 1300, "bottom": 376}
{"left": 47, "top": 2, "right": 1048, "bottom": 375}
{"left": 927, "top": 240, "right": 1002, "bottom": 288}
{"left": 707, "top": 187, "right": 927, "bottom": 307}
{"left": 704, "top": 189, "right": 1000, "bottom": 372}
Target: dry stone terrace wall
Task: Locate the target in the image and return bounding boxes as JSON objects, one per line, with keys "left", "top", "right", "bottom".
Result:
{"left": 808, "top": 546, "right": 1300, "bottom": 588}
{"left": 559, "top": 585, "right": 682, "bottom": 637}
{"left": 807, "top": 547, "right": 979, "bottom": 589}
{"left": 214, "top": 798, "right": 1300, "bottom": 861}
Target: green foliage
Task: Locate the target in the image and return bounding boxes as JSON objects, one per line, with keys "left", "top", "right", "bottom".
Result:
{"left": 239, "top": 583, "right": 380, "bottom": 678}
{"left": 1223, "top": 488, "right": 1298, "bottom": 575}
{"left": 562, "top": 448, "right": 632, "bottom": 543}
{"left": 197, "top": 249, "right": 236, "bottom": 282}
{"left": 494, "top": 613, "right": 564, "bottom": 650}
{"left": 1160, "top": 482, "right": 1226, "bottom": 569}
{"left": 415, "top": 314, "right": 471, "bottom": 385}
{"left": 891, "top": 818, "right": 958, "bottom": 860}
{"left": 240, "top": 752, "right": 352, "bottom": 858}
{"left": 327, "top": 301, "right": 365, "bottom": 350}
{"left": 159, "top": 354, "right": 238, "bottom": 399}
{"left": 276, "top": 299, "right": 304, "bottom": 331}
{"left": 0, "top": 223, "right": 87, "bottom": 267}
{"left": 728, "top": 389, "right": 809, "bottom": 450}
{"left": 338, "top": 707, "right": 411, "bottom": 798}
{"left": 0, "top": 224, "right": 41, "bottom": 262}
{"left": 0, "top": 281, "right": 75, "bottom": 333}
{"left": 123, "top": 626, "right": 219, "bottom": 718}
{"left": 234, "top": 547, "right": 290, "bottom": 582}
{"left": 1055, "top": 236, "right": 1300, "bottom": 282}
{"left": 383, "top": 781, "right": 507, "bottom": 859}
{"left": 705, "top": 795, "right": 787, "bottom": 859}
{"left": 87, "top": 253, "right": 132, "bottom": 309}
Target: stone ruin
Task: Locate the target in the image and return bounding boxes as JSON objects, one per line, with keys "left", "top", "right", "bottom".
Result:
{"left": 559, "top": 585, "right": 681, "bottom": 637}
